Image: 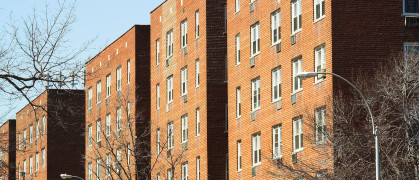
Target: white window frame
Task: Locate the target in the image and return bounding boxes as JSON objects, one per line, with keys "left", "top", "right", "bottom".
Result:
{"left": 167, "top": 76, "right": 174, "bottom": 103}
{"left": 106, "top": 153, "right": 111, "bottom": 178}
{"left": 181, "top": 20, "right": 188, "bottom": 49}
{"left": 404, "top": 42, "right": 419, "bottom": 56}
{"left": 271, "top": 10, "right": 281, "bottom": 45}
{"left": 182, "top": 162, "right": 188, "bottom": 180}
{"left": 403, "top": 0, "right": 419, "bottom": 15}
{"left": 29, "top": 125, "right": 33, "bottom": 145}
{"left": 292, "top": 0, "right": 302, "bottom": 34}
{"left": 36, "top": 120, "right": 39, "bottom": 140}
{"left": 23, "top": 160, "right": 27, "bottom": 177}
{"left": 314, "top": 0, "right": 325, "bottom": 22}
{"left": 96, "top": 159, "right": 101, "bottom": 180}
{"left": 35, "top": 152, "right": 39, "bottom": 172}
{"left": 88, "top": 162, "right": 93, "bottom": 180}
{"left": 293, "top": 57, "right": 303, "bottom": 92}
{"left": 182, "top": 114, "right": 188, "bottom": 143}
{"left": 235, "top": 0, "right": 240, "bottom": 12}
{"left": 167, "top": 30, "right": 174, "bottom": 58}
{"left": 42, "top": 116, "right": 46, "bottom": 135}
{"left": 196, "top": 157, "right": 200, "bottom": 180}
{"left": 96, "top": 119, "right": 101, "bottom": 143}
{"left": 23, "top": 129, "right": 26, "bottom": 149}
{"left": 127, "top": 60, "right": 131, "bottom": 84}
{"left": 236, "top": 87, "right": 241, "bottom": 118}
{"left": 127, "top": 143, "right": 131, "bottom": 166}
{"left": 293, "top": 116, "right": 303, "bottom": 152}
{"left": 315, "top": 45, "right": 326, "bottom": 82}
{"left": 29, "top": 156, "right": 33, "bottom": 175}
{"left": 88, "top": 125, "right": 92, "bottom": 147}
{"left": 106, "top": 113, "right": 111, "bottom": 137}
{"left": 97, "top": 81, "right": 101, "bottom": 104}
{"left": 116, "top": 107, "right": 122, "bottom": 132}
{"left": 157, "top": 129, "right": 161, "bottom": 154}
{"left": 272, "top": 125, "right": 282, "bottom": 159}
{"left": 88, "top": 87, "right": 92, "bottom": 110}
{"left": 195, "top": 11, "right": 200, "bottom": 39}
{"left": 116, "top": 66, "right": 122, "bottom": 92}
{"left": 272, "top": 67, "right": 282, "bottom": 102}
{"left": 237, "top": 140, "right": 242, "bottom": 171}
{"left": 167, "top": 122, "right": 174, "bottom": 150}
{"left": 167, "top": 168, "right": 173, "bottom": 180}
{"left": 156, "top": 39, "right": 160, "bottom": 65}
{"left": 196, "top": 108, "right": 200, "bottom": 136}
{"left": 236, "top": 34, "right": 240, "bottom": 65}
{"left": 252, "top": 133, "right": 261, "bottom": 166}
{"left": 156, "top": 84, "right": 160, "bottom": 110}
{"left": 250, "top": 23, "right": 260, "bottom": 57}
{"left": 316, "top": 107, "right": 327, "bottom": 144}
{"left": 195, "top": 59, "right": 200, "bottom": 87}
{"left": 106, "top": 74, "right": 111, "bottom": 98}
{"left": 251, "top": 78, "right": 261, "bottom": 111}
{"left": 181, "top": 67, "right": 188, "bottom": 96}
{"left": 42, "top": 148, "right": 45, "bottom": 167}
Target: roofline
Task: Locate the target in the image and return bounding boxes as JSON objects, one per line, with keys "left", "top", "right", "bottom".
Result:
{"left": 0, "top": 119, "right": 16, "bottom": 129}
{"left": 85, "top": 24, "right": 150, "bottom": 65}
{"left": 150, "top": 0, "right": 168, "bottom": 14}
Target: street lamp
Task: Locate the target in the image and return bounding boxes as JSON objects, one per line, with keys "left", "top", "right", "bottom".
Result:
{"left": 60, "top": 173, "right": 84, "bottom": 180}
{"left": 297, "top": 71, "right": 380, "bottom": 180}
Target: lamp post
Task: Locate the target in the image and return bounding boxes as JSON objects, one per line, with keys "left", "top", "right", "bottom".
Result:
{"left": 60, "top": 173, "right": 84, "bottom": 180}
{"left": 296, "top": 71, "right": 380, "bottom": 180}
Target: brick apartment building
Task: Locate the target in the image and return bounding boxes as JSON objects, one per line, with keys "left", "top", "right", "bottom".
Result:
{"left": 226, "top": 0, "right": 419, "bottom": 179}
{"left": 84, "top": 25, "right": 150, "bottom": 180}
{"left": 150, "top": 0, "right": 228, "bottom": 179}
{"left": 16, "top": 89, "right": 85, "bottom": 180}
{"left": 0, "top": 119, "right": 16, "bottom": 180}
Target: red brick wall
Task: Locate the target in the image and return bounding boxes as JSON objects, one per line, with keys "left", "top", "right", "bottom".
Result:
{"left": 0, "top": 120, "right": 16, "bottom": 180}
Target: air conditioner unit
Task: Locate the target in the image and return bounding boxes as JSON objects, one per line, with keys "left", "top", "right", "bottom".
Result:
{"left": 167, "top": 150, "right": 172, "bottom": 157}
{"left": 276, "top": 43, "right": 281, "bottom": 53}
{"left": 276, "top": 99, "right": 282, "bottom": 110}
{"left": 183, "top": 47, "right": 188, "bottom": 55}
{"left": 292, "top": 153, "right": 298, "bottom": 163}
{"left": 251, "top": 111, "right": 256, "bottom": 121}
{"left": 318, "top": 68, "right": 326, "bottom": 79}
{"left": 183, "top": 142, "right": 188, "bottom": 150}
{"left": 251, "top": 166, "right": 256, "bottom": 177}
{"left": 275, "top": 157, "right": 283, "bottom": 169}
{"left": 105, "top": 98, "right": 109, "bottom": 105}
{"left": 250, "top": 57, "right": 255, "bottom": 67}
{"left": 291, "top": 34, "right": 296, "bottom": 45}
{"left": 183, "top": 95, "right": 188, "bottom": 103}
{"left": 291, "top": 94, "right": 297, "bottom": 105}
{"left": 405, "top": 16, "right": 419, "bottom": 27}
{"left": 166, "top": 58, "right": 170, "bottom": 67}
{"left": 249, "top": 2, "right": 254, "bottom": 12}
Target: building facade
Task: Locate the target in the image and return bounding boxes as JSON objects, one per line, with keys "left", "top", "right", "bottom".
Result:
{"left": 227, "top": 0, "right": 419, "bottom": 179}
{"left": 0, "top": 119, "right": 16, "bottom": 180}
{"left": 16, "top": 89, "right": 85, "bottom": 180}
{"left": 150, "top": 0, "right": 228, "bottom": 179}
{"left": 84, "top": 25, "right": 150, "bottom": 180}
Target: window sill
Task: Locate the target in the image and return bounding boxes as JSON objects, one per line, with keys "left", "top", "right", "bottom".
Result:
{"left": 314, "top": 79, "right": 326, "bottom": 85}
{"left": 235, "top": 10, "right": 240, "bottom": 14}
{"left": 403, "top": 13, "right": 419, "bottom": 17}
{"left": 271, "top": 97, "right": 282, "bottom": 104}
{"left": 292, "top": 89, "right": 303, "bottom": 95}
{"left": 196, "top": 85, "right": 200, "bottom": 89}
{"left": 251, "top": 108, "right": 261, "bottom": 113}
{"left": 235, "top": 63, "right": 241, "bottom": 67}
{"left": 313, "top": 16, "right": 326, "bottom": 24}
{"left": 291, "top": 29, "right": 302, "bottom": 36}
{"left": 273, "top": 155, "right": 283, "bottom": 160}
{"left": 250, "top": 52, "right": 260, "bottom": 59}
{"left": 293, "top": 148, "right": 304, "bottom": 154}
{"left": 271, "top": 41, "right": 281, "bottom": 47}
{"left": 196, "top": 134, "right": 200, "bottom": 138}
{"left": 252, "top": 163, "right": 261, "bottom": 168}
{"left": 237, "top": 170, "right": 242, "bottom": 173}
{"left": 236, "top": 116, "right": 241, "bottom": 120}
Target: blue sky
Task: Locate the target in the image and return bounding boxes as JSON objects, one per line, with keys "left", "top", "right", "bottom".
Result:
{"left": 0, "top": 0, "right": 165, "bottom": 120}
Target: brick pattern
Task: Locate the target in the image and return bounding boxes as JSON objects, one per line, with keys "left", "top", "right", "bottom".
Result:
{"left": 0, "top": 120, "right": 16, "bottom": 180}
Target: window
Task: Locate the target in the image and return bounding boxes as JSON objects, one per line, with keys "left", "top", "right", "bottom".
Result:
{"left": 182, "top": 162, "right": 188, "bottom": 180}
{"left": 116, "top": 107, "right": 122, "bottom": 132}
{"left": 237, "top": 140, "right": 242, "bottom": 171}
{"left": 271, "top": 10, "right": 281, "bottom": 45}
{"left": 195, "top": 11, "right": 200, "bottom": 38}
{"left": 156, "top": 84, "right": 160, "bottom": 109}
{"left": 182, "top": 114, "right": 188, "bottom": 143}
{"left": 236, "top": 87, "right": 241, "bottom": 118}
{"left": 127, "top": 60, "right": 131, "bottom": 84}
{"left": 404, "top": 43, "right": 419, "bottom": 56}
{"left": 127, "top": 102, "right": 131, "bottom": 123}
{"left": 127, "top": 143, "right": 131, "bottom": 166}
{"left": 157, "top": 173, "right": 161, "bottom": 180}
{"left": 167, "top": 122, "right": 174, "bottom": 150}
{"left": 23, "top": 129, "right": 26, "bottom": 149}
{"left": 97, "top": 81, "right": 101, "bottom": 104}
{"left": 196, "top": 157, "right": 201, "bottom": 180}
{"left": 181, "top": 20, "right": 188, "bottom": 49}
{"left": 292, "top": 0, "right": 302, "bottom": 33}
{"left": 252, "top": 133, "right": 261, "bottom": 166}
{"left": 235, "top": 0, "right": 240, "bottom": 12}
{"left": 29, "top": 125, "right": 33, "bottom": 145}
{"left": 181, "top": 67, "right": 188, "bottom": 96}
{"left": 117, "top": 148, "right": 122, "bottom": 163}
{"left": 196, "top": 108, "right": 200, "bottom": 136}
{"left": 314, "top": 0, "right": 325, "bottom": 21}
{"left": 96, "top": 159, "right": 101, "bottom": 180}
{"left": 23, "top": 160, "right": 26, "bottom": 177}
{"left": 88, "top": 124, "right": 92, "bottom": 147}
{"left": 167, "top": 76, "right": 173, "bottom": 103}
{"left": 293, "top": 116, "right": 303, "bottom": 152}
{"left": 36, "top": 120, "right": 39, "bottom": 140}
{"left": 316, "top": 107, "right": 327, "bottom": 144}
{"left": 293, "top": 57, "right": 303, "bottom": 92}
{"left": 236, "top": 34, "right": 240, "bottom": 65}
{"left": 167, "top": 168, "right": 173, "bottom": 180}
{"left": 273, "top": 125, "right": 282, "bottom": 159}
{"left": 29, "top": 156, "right": 33, "bottom": 175}
{"left": 88, "top": 87, "right": 92, "bottom": 110}
{"left": 116, "top": 66, "right": 122, "bottom": 92}
{"left": 35, "top": 152, "right": 39, "bottom": 172}
{"left": 272, "top": 67, "right": 282, "bottom": 102}
{"left": 42, "top": 148, "right": 45, "bottom": 167}
{"left": 88, "top": 162, "right": 93, "bottom": 180}
{"left": 195, "top": 59, "right": 200, "bottom": 87}
{"left": 106, "top": 154, "right": 111, "bottom": 179}
{"left": 167, "top": 30, "right": 174, "bottom": 58}
{"left": 105, "top": 114, "right": 111, "bottom": 137}
{"left": 42, "top": 116, "right": 46, "bottom": 135}
{"left": 251, "top": 23, "right": 260, "bottom": 56}
{"left": 404, "top": 0, "right": 419, "bottom": 14}
{"left": 106, "top": 74, "right": 111, "bottom": 98}
{"left": 96, "top": 120, "right": 101, "bottom": 143}
{"left": 251, "top": 78, "right": 261, "bottom": 111}
{"left": 156, "top": 39, "right": 160, "bottom": 65}
{"left": 157, "top": 129, "right": 161, "bottom": 154}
